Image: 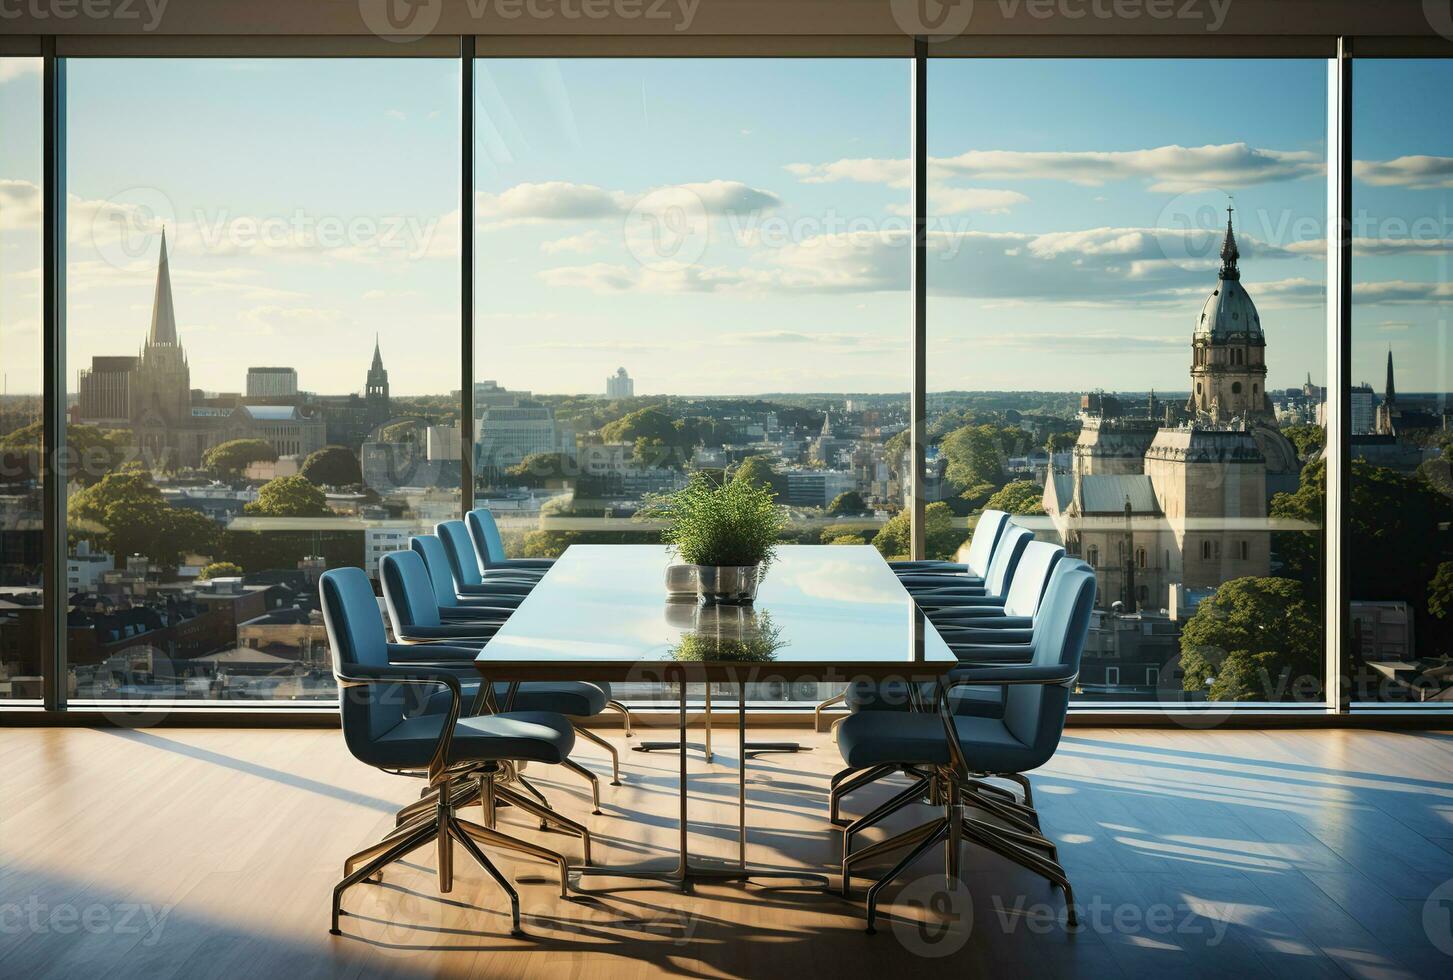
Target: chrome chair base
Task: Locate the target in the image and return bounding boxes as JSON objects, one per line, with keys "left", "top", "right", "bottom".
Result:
{"left": 837, "top": 769, "right": 1075, "bottom": 933}
{"left": 332, "top": 775, "right": 584, "bottom": 938}
{"left": 606, "top": 699, "right": 634, "bottom": 737}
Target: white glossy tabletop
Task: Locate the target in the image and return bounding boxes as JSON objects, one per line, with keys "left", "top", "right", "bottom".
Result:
{"left": 474, "top": 544, "right": 958, "bottom": 682}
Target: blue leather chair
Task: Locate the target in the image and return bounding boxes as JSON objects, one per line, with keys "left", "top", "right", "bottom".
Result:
{"left": 467, "top": 507, "right": 555, "bottom": 577}
{"left": 320, "top": 566, "right": 590, "bottom": 937}
{"left": 930, "top": 540, "right": 1064, "bottom": 633}
{"left": 436, "top": 520, "right": 538, "bottom": 598}
{"left": 895, "top": 523, "right": 1032, "bottom": 595}
{"left": 834, "top": 560, "right": 1096, "bottom": 932}
{"left": 889, "top": 509, "right": 1009, "bottom": 578}
{"left": 381, "top": 548, "right": 624, "bottom": 797}
{"left": 412, "top": 533, "right": 524, "bottom": 612}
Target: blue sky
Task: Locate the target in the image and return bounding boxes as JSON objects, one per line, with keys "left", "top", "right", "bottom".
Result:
{"left": 0, "top": 56, "right": 1448, "bottom": 398}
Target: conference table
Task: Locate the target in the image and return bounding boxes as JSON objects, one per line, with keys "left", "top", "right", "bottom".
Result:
{"left": 473, "top": 543, "right": 959, "bottom": 890}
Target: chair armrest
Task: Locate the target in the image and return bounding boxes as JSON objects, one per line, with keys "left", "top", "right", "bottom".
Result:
{"left": 396, "top": 624, "right": 498, "bottom": 641}
{"left": 497, "top": 558, "right": 555, "bottom": 570}
{"left": 939, "top": 615, "right": 1032, "bottom": 630}
{"left": 930, "top": 605, "right": 1007, "bottom": 618}
{"left": 439, "top": 606, "right": 510, "bottom": 622}
{"left": 947, "top": 629, "right": 1034, "bottom": 647}
{"left": 947, "top": 642, "right": 1035, "bottom": 661}
{"left": 453, "top": 593, "right": 524, "bottom": 607}
{"left": 946, "top": 663, "right": 1079, "bottom": 687}
{"left": 335, "top": 664, "right": 460, "bottom": 780}
{"left": 458, "top": 581, "right": 534, "bottom": 596}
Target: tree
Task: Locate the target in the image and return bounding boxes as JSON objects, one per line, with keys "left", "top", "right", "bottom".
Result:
{"left": 68, "top": 469, "right": 218, "bottom": 567}
{"left": 1430, "top": 562, "right": 1453, "bottom": 621}
{"left": 1178, "top": 577, "right": 1321, "bottom": 701}
{"left": 245, "top": 475, "right": 332, "bottom": 517}
{"left": 939, "top": 424, "right": 1007, "bottom": 501}
{"left": 872, "top": 501, "right": 962, "bottom": 561}
{"left": 1044, "top": 431, "right": 1078, "bottom": 454}
{"left": 984, "top": 480, "right": 1045, "bottom": 516}
{"left": 299, "top": 445, "right": 362, "bottom": 488}
{"left": 1282, "top": 423, "right": 1325, "bottom": 459}
{"left": 199, "top": 561, "right": 243, "bottom": 580}
{"left": 731, "top": 456, "right": 785, "bottom": 498}
{"left": 826, "top": 491, "right": 869, "bottom": 516}
{"left": 203, "top": 439, "right": 277, "bottom": 480}
{"left": 0, "top": 421, "right": 127, "bottom": 486}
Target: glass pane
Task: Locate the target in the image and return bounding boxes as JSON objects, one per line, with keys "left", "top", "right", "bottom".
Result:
{"left": 0, "top": 58, "right": 43, "bottom": 702}
{"left": 64, "top": 59, "right": 460, "bottom": 703}
{"left": 1349, "top": 60, "right": 1453, "bottom": 704}
{"left": 928, "top": 59, "right": 1329, "bottom": 706}
{"left": 472, "top": 58, "right": 910, "bottom": 704}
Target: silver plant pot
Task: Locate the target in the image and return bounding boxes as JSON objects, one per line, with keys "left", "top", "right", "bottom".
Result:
{"left": 664, "top": 563, "right": 760, "bottom": 605}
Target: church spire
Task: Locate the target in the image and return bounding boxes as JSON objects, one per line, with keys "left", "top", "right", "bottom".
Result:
{"left": 1384, "top": 348, "right": 1397, "bottom": 405}
{"left": 148, "top": 228, "right": 179, "bottom": 346}
{"left": 371, "top": 333, "right": 384, "bottom": 371}
{"left": 1218, "top": 205, "right": 1241, "bottom": 282}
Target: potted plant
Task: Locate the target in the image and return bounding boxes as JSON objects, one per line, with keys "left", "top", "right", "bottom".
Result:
{"left": 648, "top": 473, "right": 786, "bottom": 605}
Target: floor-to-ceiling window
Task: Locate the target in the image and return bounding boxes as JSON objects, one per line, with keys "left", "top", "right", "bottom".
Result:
{"left": 0, "top": 56, "right": 43, "bottom": 702}
{"left": 1348, "top": 59, "right": 1453, "bottom": 706}
{"left": 62, "top": 58, "right": 460, "bottom": 703}
{"left": 927, "top": 58, "right": 1329, "bottom": 706}
{"left": 471, "top": 57, "right": 910, "bottom": 703}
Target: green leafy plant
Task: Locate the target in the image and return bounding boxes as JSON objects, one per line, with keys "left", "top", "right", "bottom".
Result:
{"left": 671, "top": 612, "right": 786, "bottom": 663}
{"left": 645, "top": 472, "right": 786, "bottom": 568}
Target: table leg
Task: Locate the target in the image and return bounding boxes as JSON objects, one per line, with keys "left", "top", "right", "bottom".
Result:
{"left": 573, "top": 678, "right": 827, "bottom": 892}
{"left": 633, "top": 681, "right": 807, "bottom": 759}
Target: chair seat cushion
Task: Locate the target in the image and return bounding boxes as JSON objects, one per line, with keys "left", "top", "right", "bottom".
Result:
{"left": 423, "top": 680, "right": 610, "bottom": 718}
{"left": 844, "top": 678, "right": 1003, "bottom": 718}
{"left": 371, "top": 710, "right": 575, "bottom": 767}
{"left": 836, "top": 711, "right": 1034, "bottom": 773}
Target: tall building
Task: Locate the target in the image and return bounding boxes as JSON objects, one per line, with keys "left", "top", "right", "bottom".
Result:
{"left": 606, "top": 367, "right": 634, "bottom": 399}
{"left": 365, "top": 335, "right": 390, "bottom": 415}
{"left": 1046, "top": 207, "right": 1288, "bottom": 611}
{"left": 1375, "top": 349, "right": 1401, "bottom": 436}
{"left": 1186, "top": 209, "right": 1273, "bottom": 424}
{"left": 246, "top": 367, "right": 299, "bottom": 399}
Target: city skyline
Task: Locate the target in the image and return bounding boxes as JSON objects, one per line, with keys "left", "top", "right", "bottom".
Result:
{"left": 0, "top": 58, "right": 1449, "bottom": 397}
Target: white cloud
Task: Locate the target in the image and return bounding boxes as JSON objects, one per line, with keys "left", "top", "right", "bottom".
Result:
{"left": 1354, "top": 155, "right": 1453, "bottom": 189}
{"left": 1352, "top": 280, "right": 1453, "bottom": 304}
{"left": 540, "top": 230, "right": 609, "bottom": 255}
{"left": 0, "top": 179, "right": 40, "bottom": 229}
{"left": 790, "top": 143, "right": 1325, "bottom": 194}
{"left": 478, "top": 180, "right": 781, "bottom": 227}
{"left": 0, "top": 60, "right": 40, "bottom": 84}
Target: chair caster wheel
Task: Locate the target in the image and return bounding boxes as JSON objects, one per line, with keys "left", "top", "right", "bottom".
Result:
{"left": 865, "top": 925, "right": 877, "bottom": 935}
{"left": 329, "top": 928, "right": 342, "bottom": 936}
{"left": 538, "top": 820, "right": 550, "bottom": 831}
{"left": 610, "top": 780, "right": 622, "bottom": 787}
{"left": 510, "top": 928, "right": 526, "bottom": 938}
{"left": 592, "top": 808, "right": 603, "bottom": 816}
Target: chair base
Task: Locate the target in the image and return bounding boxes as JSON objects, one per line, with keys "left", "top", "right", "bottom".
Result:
{"left": 332, "top": 777, "right": 586, "bottom": 938}
{"left": 837, "top": 769, "right": 1076, "bottom": 933}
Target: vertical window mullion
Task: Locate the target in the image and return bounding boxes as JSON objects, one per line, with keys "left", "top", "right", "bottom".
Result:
{"left": 41, "top": 39, "right": 66, "bottom": 713}
{"left": 910, "top": 37, "right": 927, "bottom": 561}
{"left": 1327, "top": 38, "right": 1353, "bottom": 715}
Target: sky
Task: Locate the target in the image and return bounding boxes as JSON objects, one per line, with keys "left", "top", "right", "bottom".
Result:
{"left": 0, "top": 56, "right": 1449, "bottom": 398}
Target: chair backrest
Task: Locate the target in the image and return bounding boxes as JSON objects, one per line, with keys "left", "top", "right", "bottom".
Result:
{"left": 964, "top": 509, "right": 1010, "bottom": 579}
{"left": 1000, "top": 541, "right": 1065, "bottom": 618}
{"left": 982, "top": 524, "right": 1032, "bottom": 599}
{"left": 466, "top": 508, "right": 507, "bottom": 565}
{"left": 411, "top": 534, "right": 462, "bottom": 610}
{"left": 999, "top": 559, "right": 1097, "bottom": 762}
{"left": 380, "top": 549, "right": 442, "bottom": 632}
{"left": 435, "top": 519, "right": 484, "bottom": 588}
{"left": 319, "top": 567, "right": 412, "bottom": 750}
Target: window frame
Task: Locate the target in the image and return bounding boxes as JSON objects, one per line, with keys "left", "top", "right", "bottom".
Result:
{"left": 5, "top": 31, "right": 1450, "bottom": 723}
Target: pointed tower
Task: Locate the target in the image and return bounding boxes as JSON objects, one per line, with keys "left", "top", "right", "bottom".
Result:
{"left": 1376, "top": 348, "right": 1400, "bottom": 435}
{"left": 149, "top": 228, "right": 179, "bottom": 347}
{"left": 365, "top": 333, "right": 391, "bottom": 424}
{"left": 1186, "top": 207, "right": 1272, "bottom": 422}
{"left": 131, "top": 229, "right": 193, "bottom": 463}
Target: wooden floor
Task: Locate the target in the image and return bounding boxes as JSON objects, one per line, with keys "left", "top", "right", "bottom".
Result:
{"left": 3, "top": 725, "right": 1453, "bottom": 979}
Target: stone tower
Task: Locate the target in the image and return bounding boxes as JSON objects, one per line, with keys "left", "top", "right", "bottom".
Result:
{"left": 1186, "top": 208, "right": 1273, "bottom": 423}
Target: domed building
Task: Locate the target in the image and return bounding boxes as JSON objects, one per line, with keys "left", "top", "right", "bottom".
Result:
{"left": 1186, "top": 209, "right": 1273, "bottom": 423}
